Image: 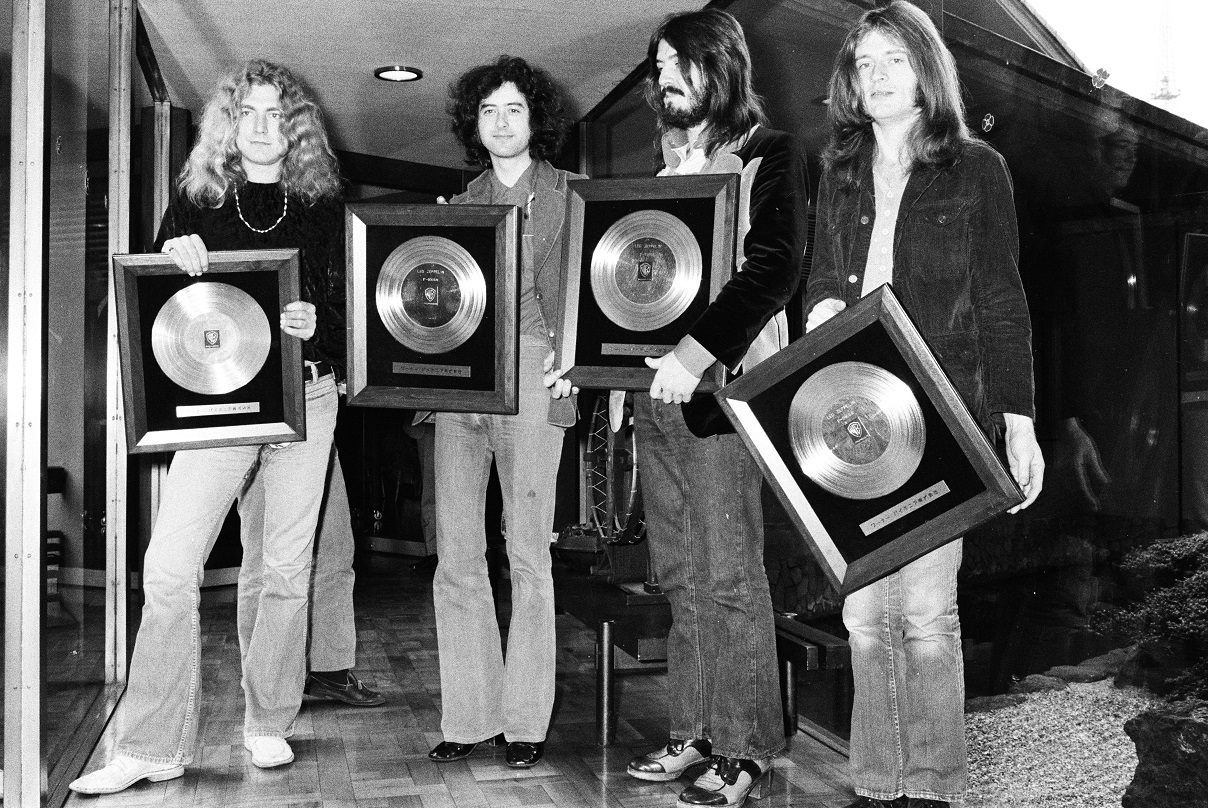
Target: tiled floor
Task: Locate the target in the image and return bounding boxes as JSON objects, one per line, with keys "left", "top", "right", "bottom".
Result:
{"left": 66, "top": 555, "right": 854, "bottom": 808}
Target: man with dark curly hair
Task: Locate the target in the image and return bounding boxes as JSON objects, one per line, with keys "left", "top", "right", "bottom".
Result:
{"left": 425, "top": 55, "right": 583, "bottom": 770}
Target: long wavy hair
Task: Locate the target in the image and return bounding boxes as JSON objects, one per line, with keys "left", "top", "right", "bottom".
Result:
{"left": 178, "top": 59, "right": 341, "bottom": 207}
{"left": 448, "top": 56, "right": 570, "bottom": 168}
{"left": 644, "top": 8, "right": 768, "bottom": 158}
{"left": 823, "top": 1, "right": 970, "bottom": 190}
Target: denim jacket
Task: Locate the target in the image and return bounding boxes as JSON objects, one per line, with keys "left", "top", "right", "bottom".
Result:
{"left": 451, "top": 159, "right": 585, "bottom": 427}
{"left": 804, "top": 139, "right": 1035, "bottom": 435}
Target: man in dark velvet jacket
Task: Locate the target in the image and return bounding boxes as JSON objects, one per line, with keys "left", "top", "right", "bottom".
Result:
{"left": 622, "top": 9, "right": 809, "bottom": 808}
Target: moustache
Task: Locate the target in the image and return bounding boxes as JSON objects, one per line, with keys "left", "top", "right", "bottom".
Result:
{"left": 660, "top": 86, "right": 685, "bottom": 100}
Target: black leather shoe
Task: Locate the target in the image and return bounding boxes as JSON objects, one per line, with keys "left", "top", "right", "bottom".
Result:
{"left": 906, "top": 801, "right": 948, "bottom": 808}
{"left": 428, "top": 733, "right": 505, "bottom": 762}
{"left": 628, "top": 738, "right": 713, "bottom": 781}
{"left": 844, "top": 797, "right": 909, "bottom": 808}
{"left": 677, "top": 756, "right": 771, "bottom": 808}
{"left": 505, "top": 740, "right": 544, "bottom": 768}
{"left": 305, "top": 670, "right": 386, "bottom": 707}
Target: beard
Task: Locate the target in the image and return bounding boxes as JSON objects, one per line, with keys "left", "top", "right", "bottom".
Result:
{"left": 659, "top": 88, "right": 707, "bottom": 130}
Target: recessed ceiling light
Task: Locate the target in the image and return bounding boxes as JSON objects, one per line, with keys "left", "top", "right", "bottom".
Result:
{"left": 375, "top": 65, "right": 423, "bottom": 82}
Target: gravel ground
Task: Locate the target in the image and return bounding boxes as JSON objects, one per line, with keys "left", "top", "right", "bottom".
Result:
{"left": 965, "top": 681, "right": 1160, "bottom": 808}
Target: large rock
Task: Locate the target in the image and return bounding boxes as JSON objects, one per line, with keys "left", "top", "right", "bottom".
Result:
{"left": 1123, "top": 700, "right": 1208, "bottom": 807}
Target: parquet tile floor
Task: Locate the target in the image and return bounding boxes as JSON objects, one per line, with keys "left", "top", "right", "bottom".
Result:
{"left": 67, "top": 556, "right": 854, "bottom": 808}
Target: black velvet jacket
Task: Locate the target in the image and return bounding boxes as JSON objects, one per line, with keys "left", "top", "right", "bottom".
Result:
{"left": 669, "top": 126, "right": 811, "bottom": 437}
{"left": 805, "top": 139, "right": 1035, "bottom": 435}
{"left": 154, "top": 182, "right": 346, "bottom": 377}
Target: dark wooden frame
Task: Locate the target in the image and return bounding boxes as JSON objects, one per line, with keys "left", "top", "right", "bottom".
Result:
{"left": 556, "top": 174, "right": 738, "bottom": 391}
{"left": 716, "top": 285, "right": 1022, "bottom": 594}
{"left": 345, "top": 202, "right": 520, "bottom": 413}
{"left": 113, "top": 248, "right": 305, "bottom": 453}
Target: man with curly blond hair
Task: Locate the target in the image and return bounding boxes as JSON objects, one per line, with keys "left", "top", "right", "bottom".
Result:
{"left": 71, "top": 59, "right": 346, "bottom": 794}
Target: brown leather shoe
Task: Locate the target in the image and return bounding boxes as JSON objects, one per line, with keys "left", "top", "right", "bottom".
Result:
{"left": 505, "top": 740, "right": 544, "bottom": 767}
{"left": 428, "top": 733, "right": 505, "bottom": 762}
{"left": 628, "top": 738, "right": 712, "bottom": 781}
{"left": 304, "top": 670, "right": 385, "bottom": 707}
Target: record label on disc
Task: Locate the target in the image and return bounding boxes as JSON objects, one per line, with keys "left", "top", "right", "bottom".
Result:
{"left": 151, "top": 281, "right": 272, "bottom": 396}
{"left": 820, "top": 397, "right": 892, "bottom": 465}
{"left": 789, "top": 361, "right": 926, "bottom": 500}
{"left": 400, "top": 263, "right": 461, "bottom": 329}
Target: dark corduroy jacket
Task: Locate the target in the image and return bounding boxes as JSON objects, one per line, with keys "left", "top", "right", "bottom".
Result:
{"left": 452, "top": 159, "right": 585, "bottom": 426}
{"left": 804, "top": 139, "right": 1035, "bottom": 436}
{"left": 666, "top": 126, "right": 810, "bottom": 437}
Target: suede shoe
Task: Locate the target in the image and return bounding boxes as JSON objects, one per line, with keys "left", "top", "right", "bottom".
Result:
{"left": 844, "top": 797, "right": 909, "bottom": 808}
{"left": 627, "top": 738, "right": 712, "bottom": 781}
{"left": 677, "top": 756, "right": 772, "bottom": 808}
{"left": 505, "top": 740, "right": 544, "bottom": 768}
{"left": 305, "top": 670, "right": 386, "bottom": 707}
{"left": 244, "top": 736, "right": 294, "bottom": 768}
{"left": 428, "top": 732, "right": 505, "bottom": 762}
{"left": 69, "top": 756, "right": 184, "bottom": 795}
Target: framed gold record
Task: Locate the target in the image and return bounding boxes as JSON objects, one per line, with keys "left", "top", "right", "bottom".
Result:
{"left": 715, "top": 285, "right": 1023, "bottom": 595}
{"left": 113, "top": 249, "right": 305, "bottom": 453}
{"left": 345, "top": 202, "right": 519, "bottom": 413}
{"left": 557, "top": 174, "right": 738, "bottom": 391}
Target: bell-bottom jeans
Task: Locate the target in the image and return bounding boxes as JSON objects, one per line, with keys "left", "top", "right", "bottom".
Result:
{"left": 634, "top": 397, "right": 784, "bottom": 761}
{"left": 238, "top": 444, "right": 357, "bottom": 673}
{"left": 432, "top": 336, "right": 565, "bottom": 744}
{"left": 843, "top": 539, "right": 966, "bottom": 803}
{"left": 116, "top": 375, "right": 337, "bottom": 764}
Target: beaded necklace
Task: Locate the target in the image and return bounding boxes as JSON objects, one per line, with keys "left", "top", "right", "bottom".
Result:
{"left": 234, "top": 187, "right": 289, "bottom": 233}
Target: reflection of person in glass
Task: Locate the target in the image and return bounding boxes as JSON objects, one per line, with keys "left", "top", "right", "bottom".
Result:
{"left": 71, "top": 60, "right": 345, "bottom": 794}
{"left": 426, "top": 56, "right": 582, "bottom": 770}
{"left": 616, "top": 9, "right": 810, "bottom": 808}
{"left": 804, "top": 4, "right": 1043, "bottom": 807}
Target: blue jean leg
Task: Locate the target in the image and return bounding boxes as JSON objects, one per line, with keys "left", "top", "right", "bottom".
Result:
{"left": 116, "top": 443, "right": 261, "bottom": 764}
{"left": 635, "top": 397, "right": 784, "bottom": 760}
{"left": 843, "top": 539, "right": 966, "bottom": 802}
{"left": 239, "top": 445, "right": 357, "bottom": 672}
{"left": 432, "top": 337, "right": 564, "bottom": 743}
{"left": 116, "top": 376, "right": 337, "bottom": 764}
{"left": 241, "top": 377, "right": 339, "bottom": 737}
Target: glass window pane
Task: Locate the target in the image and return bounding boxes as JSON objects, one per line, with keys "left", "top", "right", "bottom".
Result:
{"left": 44, "top": 0, "right": 111, "bottom": 776}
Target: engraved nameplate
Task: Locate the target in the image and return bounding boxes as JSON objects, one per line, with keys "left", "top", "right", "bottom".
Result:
{"left": 859, "top": 481, "right": 951, "bottom": 536}
{"left": 392, "top": 361, "right": 471, "bottom": 378}
{"left": 176, "top": 401, "right": 262, "bottom": 418}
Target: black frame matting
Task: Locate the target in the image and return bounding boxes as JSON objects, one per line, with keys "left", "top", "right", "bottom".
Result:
{"left": 717, "top": 285, "right": 1022, "bottom": 595}
{"left": 345, "top": 203, "right": 520, "bottom": 414}
{"left": 113, "top": 248, "right": 304, "bottom": 453}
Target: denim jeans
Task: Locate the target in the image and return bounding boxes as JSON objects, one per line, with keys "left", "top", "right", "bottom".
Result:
{"left": 239, "top": 445, "right": 357, "bottom": 673}
{"left": 432, "top": 336, "right": 565, "bottom": 743}
{"left": 116, "top": 375, "right": 338, "bottom": 764}
{"left": 634, "top": 398, "right": 784, "bottom": 760}
{"left": 843, "top": 539, "right": 966, "bottom": 803}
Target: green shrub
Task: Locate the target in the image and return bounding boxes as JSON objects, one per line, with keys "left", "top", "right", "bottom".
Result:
{"left": 1093, "top": 533, "right": 1208, "bottom": 700}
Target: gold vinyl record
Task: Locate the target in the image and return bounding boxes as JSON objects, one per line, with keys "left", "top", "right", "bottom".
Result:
{"left": 376, "top": 235, "right": 487, "bottom": 355}
{"left": 150, "top": 282, "right": 272, "bottom": 396}
{"left": 590, "top": 209, "right": 702, "bottom": 332}
{"left": 789, "top": 361, "right": 926, "bottom": 500}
